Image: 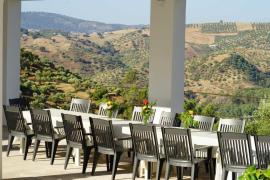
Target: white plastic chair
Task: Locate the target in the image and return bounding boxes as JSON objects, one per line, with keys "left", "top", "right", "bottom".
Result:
{"left": 218, "top": 118, "right": 245, "bottom": 133}
{"left": 193, "top": 115, "right": 215, "bottom": 131}
{"left": 70, "top": 98, "right": 91, "bottom": 113}
{"left": 98, "top": 103, "right": 118, "bottom": 118}
{"left": 131, "top": 106, "right": 143, "bottom": 122}
{"left": 159, "top": 111, "right": 175, "bottom": 126}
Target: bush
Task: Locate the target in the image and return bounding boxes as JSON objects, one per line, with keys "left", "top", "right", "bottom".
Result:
{"left": 239, "top": 166, "right": 270, "bottom": 180}
{"left": 245, "top": 102, "right": 270, "bottom": 135}
{"left": 201, "top": 103, "right": 217, "bottom": 117}
{"left": 91, "top": 86, "right": 108, "bottom": 100}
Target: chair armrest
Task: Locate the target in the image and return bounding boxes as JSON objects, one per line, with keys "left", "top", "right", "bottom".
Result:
{"left": 114, "top": 136, "right": 132, "bottom": 141}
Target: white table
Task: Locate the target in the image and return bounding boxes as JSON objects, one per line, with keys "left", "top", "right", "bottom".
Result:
{"left": 22, "top": 108, "right": 138, "bottom": 166}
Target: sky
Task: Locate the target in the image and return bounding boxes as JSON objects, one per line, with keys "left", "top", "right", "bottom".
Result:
{"left": 22, "top": 0, "right": 270, "bottom": 25}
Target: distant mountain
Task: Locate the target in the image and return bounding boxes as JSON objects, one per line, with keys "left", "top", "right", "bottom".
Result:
{"left": 21, "top": 12, "right": 145, "bottom": 33}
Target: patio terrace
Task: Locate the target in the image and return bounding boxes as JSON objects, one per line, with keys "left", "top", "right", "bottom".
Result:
{"left": 2, "top": 126, "right": 209, "bottom": 180}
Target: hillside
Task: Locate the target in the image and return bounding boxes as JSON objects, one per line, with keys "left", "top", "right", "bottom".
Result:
{"left": 21, "top": 12, "right": 145, "bottom": 33}
{"left": 20, "top": 13, "right": 270, "bottom": 97}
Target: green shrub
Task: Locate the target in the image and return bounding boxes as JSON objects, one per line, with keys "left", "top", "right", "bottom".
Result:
{"left": 91, "top": 86, "right": 108, "bottom": 100}
{"left": 239, "top": 166, "right": 270, "bottom": 180}
{"left": 245, "top": 104, "right": 270, "bottom": 135}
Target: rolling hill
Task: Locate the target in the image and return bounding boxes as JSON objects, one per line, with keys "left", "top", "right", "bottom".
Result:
{"left": 21, "top": 12, "right": 145, "bottom": 33}
{"left": 20, "top": 12, "right": 270, "bottom": 97}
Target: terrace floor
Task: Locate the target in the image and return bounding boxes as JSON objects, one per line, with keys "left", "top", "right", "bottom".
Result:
{"left": 2, "top": 127, "right": 209, "bottom": 180}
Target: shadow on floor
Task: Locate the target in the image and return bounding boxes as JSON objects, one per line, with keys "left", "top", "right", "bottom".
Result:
{"left": 4, "top": 172, "right": 92, "bottom": 180}
{"left": 4, "top": 169, "right": 132, "bottom": 180}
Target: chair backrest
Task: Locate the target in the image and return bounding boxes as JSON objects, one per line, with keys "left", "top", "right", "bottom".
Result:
{"left": 61, "top": 114, "right": 85, "bottom": 146}
{"left": 159, "top": 111, "right": 175, "bottom": 127}
{"left": 3, "top": 105, "right": 27, "bottom": 134}
{"left": 254, "top": 135, "right": 270, "bottom": 169}
{"left": 98, "top": 103, "right": 118, "bottom": 118}
{"left": 193, "top": 115, "right": 215, "bottom": 131}
{"left": 31, "top": 109, "right": 54, "bottom": 138}
{"left": 131, "top": 106, "right": 156, "bottom": 123}
{"left": 131, "top": 106, "right": 143, "bottom": 122}
{"left": 217, "top": 132, "right": 253, "bottom": 168}
{"left": 152, "top": 106, "right": 171, "bottom": 124}
{"left": 70, "top": 98, "right": 90, "bottom": 113}
{"left": 90, "top": 118, "right": 115, "bottom": 150}
{"left": 9, "top": 97, "right": 30, "bottom": 110}
{"left": 129, "top": 124, "right": 159, "bottom": 158}
{"left": 218, "top": 118, "right": 245, "bottom": 133}
{"left": 162, "top": 127, "right": 194, "bottom": 163}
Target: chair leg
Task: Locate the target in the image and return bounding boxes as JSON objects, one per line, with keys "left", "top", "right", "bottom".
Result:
{"left": 110, "top": 155, "right": 114, "bottom": 171}
{"left": 165, "top": 163, "right": 171, "bottom": 180}
{"left": 213, "top": 158, "right": 216, "bottom": 173}
{"left": 82, "top": 147, "right": 92, "bottom": 174}
{"left": 45, "top": 142, "right": 48, "bottom": 157}
{"left": 23, "top": 136, "right": 32, "bottom": 160}
{"left": 209, "top": 159, "right": 214, "bottom": 180}
{"left": 7, "top": 134, "right": 14, "bottom": 157}
{"left": 221, "top": 169, "right": 228, "bottom": 180}
{"left": 32, "top": 139, "right": 40, "bottom": 161}
{"left": 111, "top": 152, "right": 122, "bottom": 180}
{"left": 64, "top": 144, "right": 73, "bottom": 170}
{"left": 45, "top": 142, "right": 50, "bottom": 158}
{"left": 204, "top": 161, "right": 209, "bottom": 173}
{"left": 50, "top": 140, "right": 59, "bottom": 165}
{"left": 106, "top": 155, "right": 110, "bottom": 171}
{"left": 47, "top": 142, "right": 52, "bottom": 158}
{"left": 91, "top": 150, "right": 100, "bottom": 176}
{"left": 132, "top": 151, "right": 135, "bottom": 165}
{"left": 191, "top": 164, "right": 196, "bottom": 180}
{"left": 232, "top": 172, "right": 237, "bottom": 180}
{"left": 147, "top": 161, "right": 152, "bottom": 179}
{"left": 177, "top": 167, "right": 183, "bottom": 180}
{"left": 156, "top": 159, "right": 164, "bottom": 180}
{"left": 195, "top": 163, "right": 199, "bottom": 178}
{"left": 132, "top": 156, "right": 140, "bottom": 180}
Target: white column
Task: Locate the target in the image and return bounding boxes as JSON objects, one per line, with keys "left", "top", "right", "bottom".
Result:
{"left": 0, "top": 0, "right": 21, "bottom": 176}
{"left": 149, "top": 0, "right": 186, "bottom": 113}
{"left": 2, "top": 0, "right": 21, "bottom": 124}
{"left": 0, "top": 0, "right": 4, "bottom": 178}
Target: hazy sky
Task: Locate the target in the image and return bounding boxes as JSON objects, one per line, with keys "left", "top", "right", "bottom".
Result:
{"left": 22, "top": 0, "right": 270, "bottom": 25}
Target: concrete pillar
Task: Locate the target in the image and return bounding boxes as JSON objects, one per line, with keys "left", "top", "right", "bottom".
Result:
{"left": 1, "top": 0, "right": 21, "bottom": 125}
{"left": 149, "top": 0, "right": 186, "bottom": 113}
{"left": 4, "top": 0, "right": 21, "bottom": 105}
{"left": 0, "top": 0, "right": 4, "bottom": 177}
{"left": 0, "top": 0, "right": 21, "bottom": 176}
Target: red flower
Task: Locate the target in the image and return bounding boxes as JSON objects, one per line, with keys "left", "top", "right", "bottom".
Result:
{"left": 143, "top": 99, "right": 149, "bottom": 105}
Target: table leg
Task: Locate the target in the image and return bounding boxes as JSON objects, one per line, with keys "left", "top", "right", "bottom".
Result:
{"left": 138, "top": 160, "right": 145, "bottom": 177}
{"left": 20, "top": 137, "right": 25, "bottom": 154}
{"left": 144, "top": 161, "right": 148, "bottom": 180}
{"left": 74, "top": 148, "right": 80, "bottom": 166}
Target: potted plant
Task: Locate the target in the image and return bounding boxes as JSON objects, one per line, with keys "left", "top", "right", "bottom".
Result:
{"left": 239, "top": 166, "right": 270, "bottom": 180}
{"left": 142, "top": 99, "right": 156, "bottom": 125}
{"left": 179, "top": 111, "right": 199, "bottom": 128}
{"left": 105, "top": 100, "right": 118, "bottom": 118}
